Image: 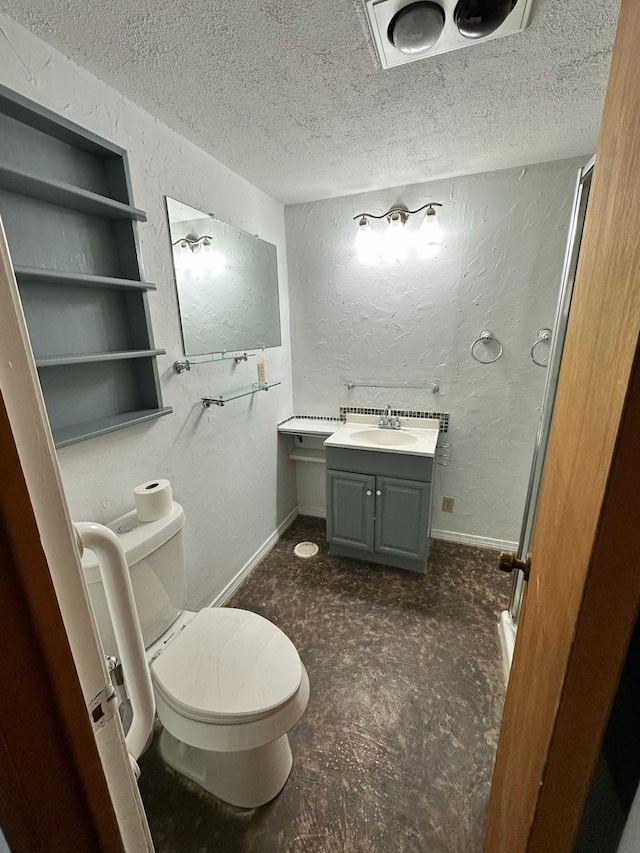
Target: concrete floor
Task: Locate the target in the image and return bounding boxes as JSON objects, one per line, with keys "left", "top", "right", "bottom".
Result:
{"left": 138, "top": 516, "right": 509, "bottom": 852}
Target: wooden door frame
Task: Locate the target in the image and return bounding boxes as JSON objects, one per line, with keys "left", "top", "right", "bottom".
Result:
{"left": 486, "top": 0, "right": 640, "bottom": 849}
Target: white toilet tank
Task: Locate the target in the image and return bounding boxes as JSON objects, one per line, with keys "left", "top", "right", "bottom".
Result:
{"left": 81, "top": 501, "right": 187, "bottom": 657}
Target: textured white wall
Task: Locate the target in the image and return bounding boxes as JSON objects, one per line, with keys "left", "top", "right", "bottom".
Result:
{"left": 0, "top": 13, "right": 296, "bottom": 608}
{"left": 286, "top": 160, "right": 585, "bottom": 545}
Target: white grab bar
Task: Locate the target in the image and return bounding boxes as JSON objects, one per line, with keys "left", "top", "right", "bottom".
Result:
{"left": 75, "top": 522, "right": 155, "bottom": 761}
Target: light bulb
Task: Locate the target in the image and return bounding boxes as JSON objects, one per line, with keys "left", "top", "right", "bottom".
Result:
{"left": 380, "top": 212, "right": 409, "bottom": 262}
{"left": 420, "top": 207, "right": 444, "bottom": 243}
{"left": 208, "top": 250, "right": 226, "bottom": 276}
{"left": 354, "top": 217, "right": 378, "bottom": 264}
{"left": 176, "top": 245, "right": 199, "bottom": 273}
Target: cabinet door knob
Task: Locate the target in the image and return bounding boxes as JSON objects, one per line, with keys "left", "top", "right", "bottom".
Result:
{"left": 366, "top": 490, "right": 372, "bottom": 496}
{"left": 376, "top": 490, "right": 382, "bottom": 496}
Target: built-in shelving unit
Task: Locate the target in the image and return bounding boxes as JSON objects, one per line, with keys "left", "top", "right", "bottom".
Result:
{"left": 0, "top": 83, "right": 171, "bottom": 447}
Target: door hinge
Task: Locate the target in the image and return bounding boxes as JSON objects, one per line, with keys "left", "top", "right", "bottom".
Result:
{"left": 499, "top": 551, "right": 532, "bottom": 582}
{"left": 88, "top": 683, "right": 118, "bottom": 733}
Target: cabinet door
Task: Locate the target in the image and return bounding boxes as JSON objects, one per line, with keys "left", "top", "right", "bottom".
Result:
{"left": 374, "top": 476, "right": 430, "bottom": 562}
{"left": 326, "top": 470, "right": 375, "bottom": 552}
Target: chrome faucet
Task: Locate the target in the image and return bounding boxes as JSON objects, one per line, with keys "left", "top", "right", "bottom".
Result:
{"left": 378, "top": 403, "right": 401, "bottom": 430}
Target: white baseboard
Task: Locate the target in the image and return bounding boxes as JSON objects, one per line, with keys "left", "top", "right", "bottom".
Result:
{"left": 298, "top": 507, "right": 326, "bottom": 518}
{"left": 498, "top": 609, "right": 516, "bottom": 684}
{"left": 209, "top": 507, "right": 299, "bottom": 607}
{"left": 431, "top": 528, "right": 518, "bottom": 551}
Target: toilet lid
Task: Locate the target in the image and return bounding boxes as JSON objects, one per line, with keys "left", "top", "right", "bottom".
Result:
{"left": 150, "top": 608, "right": 303, "bottom": 724}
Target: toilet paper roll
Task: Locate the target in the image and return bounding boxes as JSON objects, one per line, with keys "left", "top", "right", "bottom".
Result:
{"left": 134, "top": 479, "right": 173, "bottom": 522}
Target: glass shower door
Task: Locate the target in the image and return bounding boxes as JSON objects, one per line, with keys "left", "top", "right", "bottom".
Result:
{"left": 505, "top": 157, "right": 595, "bottom": 641}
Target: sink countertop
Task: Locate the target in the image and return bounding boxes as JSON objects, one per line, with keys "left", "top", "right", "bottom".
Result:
{"left": 324, "top": 414, "right": 440, "bottom": 457}
{"left": 278, "top": 417, "right": 342, "bottom": 436}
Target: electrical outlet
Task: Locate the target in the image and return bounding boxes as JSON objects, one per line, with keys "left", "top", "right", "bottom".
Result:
{"left": 442, "top": 497, "right": 455, "bottom": 513}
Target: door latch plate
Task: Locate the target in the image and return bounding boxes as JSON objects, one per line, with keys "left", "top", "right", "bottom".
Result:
{"left": 88, "top": 683, "right": 117, "bottom": 732}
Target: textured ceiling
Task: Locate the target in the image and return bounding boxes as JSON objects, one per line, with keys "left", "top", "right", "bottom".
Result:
{"left": 0, "top": 0, "right": 620, "bottom": 204}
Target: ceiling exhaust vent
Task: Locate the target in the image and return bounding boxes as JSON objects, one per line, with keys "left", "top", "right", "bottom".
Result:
{"left": 364, "top": 0, "right": 534, "bottom": 69}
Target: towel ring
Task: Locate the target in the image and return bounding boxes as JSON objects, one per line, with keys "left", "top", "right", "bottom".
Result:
{"left": 471, "top": 330, "right": 503, "bottom": 364}
{"left": 531, "top": 328, "right": 552, "bottom": 367}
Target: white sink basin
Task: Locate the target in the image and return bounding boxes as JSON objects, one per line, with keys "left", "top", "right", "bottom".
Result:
{"left": 348, "top": 429, "right": 420, "bottom": 447}
{"left": 323, "top": 415, "right": 440, "bottom": 457}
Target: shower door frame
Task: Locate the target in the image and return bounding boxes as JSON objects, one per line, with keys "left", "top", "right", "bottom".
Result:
{"left": 507, "top": 156, "right": 595, "bottom": 630}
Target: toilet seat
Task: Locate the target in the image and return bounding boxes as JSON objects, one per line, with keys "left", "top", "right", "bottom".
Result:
{"left": 151, "top": 608, "right": 303, "bottom": 725}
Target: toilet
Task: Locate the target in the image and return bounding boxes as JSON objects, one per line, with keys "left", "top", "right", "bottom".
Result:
{"left": 80, "top": 501, "right": 309, "bottom": 808}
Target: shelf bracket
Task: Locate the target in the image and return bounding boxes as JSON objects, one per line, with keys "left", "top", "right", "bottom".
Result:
{"left": 174, "top": 352, "right": 253, "bottom": 373}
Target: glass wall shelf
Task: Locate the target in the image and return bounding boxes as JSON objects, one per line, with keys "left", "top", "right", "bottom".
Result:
{"left": 174, "top": 352, "right": 255, "bottom": 373}
{"left": 202, "top": 381, "right": 281, "bottom": 408}
{"left": 344, "top": 380, "right": 440, "bottom": 393}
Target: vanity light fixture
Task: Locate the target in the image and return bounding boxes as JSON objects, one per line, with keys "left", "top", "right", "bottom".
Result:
{"left": 353, "top": 202, "right": 443, "bottom": 262}
{"left": 172, "top": 232, "right": 226, "bottom": 276}
{"left": 172, "top": 233, "right": 212, "bottom": 253}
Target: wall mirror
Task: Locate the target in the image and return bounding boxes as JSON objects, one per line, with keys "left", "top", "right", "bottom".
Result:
{"left": 166, "top": 197, "right": 281, "bottom": 356}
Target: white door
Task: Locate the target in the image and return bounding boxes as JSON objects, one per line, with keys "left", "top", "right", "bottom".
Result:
{"left": 0, "top": 216, "right": 153, "bottom": 851}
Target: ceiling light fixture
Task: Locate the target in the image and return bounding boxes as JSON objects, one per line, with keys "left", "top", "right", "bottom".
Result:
{"left": 365, "top": 0, "right": 533, "bottom": 70}
{"left": 453, "top": 0, "right": 518, "bottom": 39}
{"left": 353, "top": 202, "right": 443, "bottom": 263}
{"left": 388, "top": 2, "right": 446, "bottom": 54}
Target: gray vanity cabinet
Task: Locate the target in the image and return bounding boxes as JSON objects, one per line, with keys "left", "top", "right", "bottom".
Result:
{"left": 374, "top": 476, "right": 430, "bottom": 563}
{"left": 326, "top": 447, "right": 433, "bottom": 573}
{"left": 326, "top": 471, "right": 375, "bottom": 552}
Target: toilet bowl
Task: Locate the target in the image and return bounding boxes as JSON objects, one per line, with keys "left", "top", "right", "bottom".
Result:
{"left": 81, "top": 501, "right": 309, "bottom": 807}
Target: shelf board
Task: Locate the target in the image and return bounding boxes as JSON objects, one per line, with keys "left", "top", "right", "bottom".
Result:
{"left": 288, "top": 448, "right": 326, "bottom": 464}
{"left": 36, "top": 349, "right": 165, "bottom": 368}
{"left": 0, "top": 163, "right": 146, "bottom": 221}
{"left": 13, "top": 266, "right": 156, "bottom": 291}
{"left": 53, "top": 407, "right": 173, "bottom": 448}
{"left": 278, "top": 417, "right": 340, "bottom": 436}
{"left": 0, "top": 83, "right": 124, "bottom": 156}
